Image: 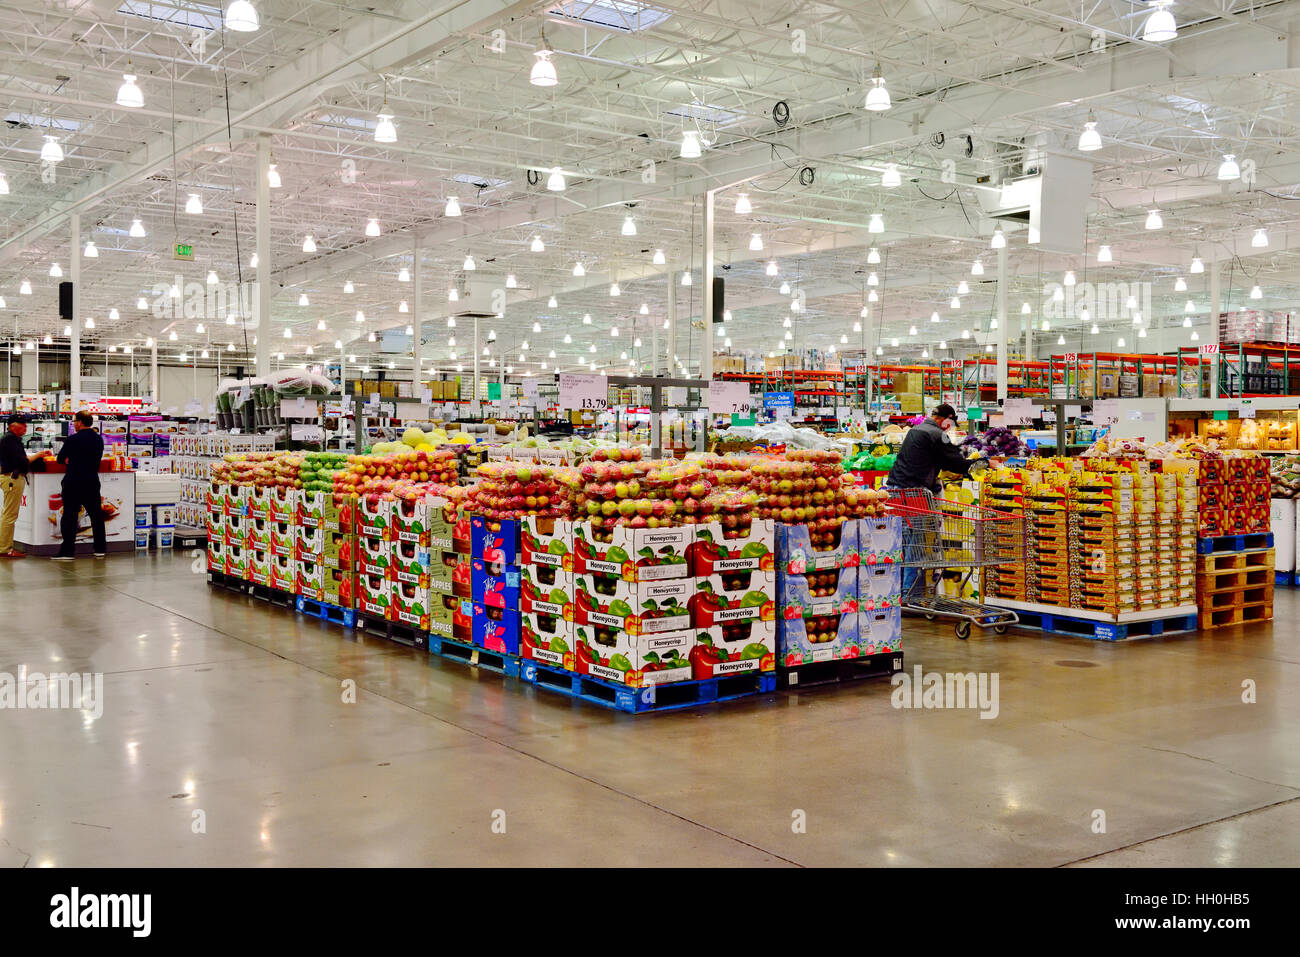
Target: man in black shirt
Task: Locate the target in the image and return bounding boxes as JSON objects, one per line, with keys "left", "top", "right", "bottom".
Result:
{"left": 0, "top": 415, "right": 35, "bottom": 558}
{"left": 53, "top": 410, "right": 107, "bottom": 560}
{"left": 886, "top": 403, "right": 978, "bottom": 493}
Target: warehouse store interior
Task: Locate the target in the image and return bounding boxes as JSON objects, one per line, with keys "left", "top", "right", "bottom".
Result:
{"left": 2, "top": 0, "right": 1300, "bottom": 872}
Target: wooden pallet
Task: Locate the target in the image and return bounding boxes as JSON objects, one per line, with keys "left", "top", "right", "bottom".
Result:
{"left": 1197, "top": 548, "right": 1274, "bottom": 573}
{"left": 1198, "top": 584, "right": 1274, "bottom": 612}
{"left": 1200, "top": 602, "right": 1274, "bottom": 630}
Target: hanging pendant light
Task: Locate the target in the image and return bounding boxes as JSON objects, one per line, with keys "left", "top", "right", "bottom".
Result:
{"left": 1090, "top": 323, "right": 1099, "bottom": 335}
{"left": 205, "top": 270, "right": 218, "bottom": 286}
{"left": 343, "top": 280, "right": 354, "bottom": 294}
{"left": 971, "top": 260, "right": 985, "bottom": 277}
{"left": 1142, "top": 0, "right": 1178, "bottom": 42}
{"left": 868, "top": 289, "right": 879, "bottom": 302}
{"left": 779, "top": 281, "right": 791, "bottom": 295}
{"left": 137, "top": 296, "right": 147, "bottom": 309}
{"left": 571, "top": 261, "right": 584, "bottom": 277}
{"left": 116, "top": 69, "right": 144, "bottom": 108}
{"left": 1182, "top": 315, "right": 1192, "bottom": 328}
{"left": 374, "top": 102, "right": 397, "bottom": 143}
{"left": 956, "top": 280, "right": 969, "bottom": 295}
{"left": 1021, "top": 302, "right": 1031, "bottom": 314}
{"left": 463, "top": 254, "right": 476, "bottom": 270}
{"left": 869, "top": 272, "right": 880, "bottom": 287}
{"left": 867, "top": 247, "right": 881, "bottom": 264}
{"left": 399, "top": 300, "right": 409, "bottom": 313}
{"left": 1217, "top": 154, "right": 1240, "bottom": 181}
{"left": 864, "top": 65, "right": 891, "bottom": 111}
{"left": 734, "top": 193, "right": 752, "bottom": 214}
{"left": 1190, "top": 255, "right": 1205, "bottom": 274}
{"left": 505, "top": 274, "right": 517, "bottom": 289}
{"left": 48, "top": 262, "right": 62, "bottom": 277}
{"left": 129, "top": 218, "right": 146, "bottom": 237}
{"left": 950, "top": 297, "right": 961, "bottom": 309}
{"left": 267, "top": 163, "right": 281, "bottom": 188}
{"left": 1190, "top": 330, "right": 1200, "bottom": 341}
{"left": 765, "top": 260, "right": 778, "bottom": 276}
{"left": 249, "top": 252, "right": 258, "bottom": 268}
{"left": 582, "top": 314, "right": 592, "bottom": 325}
{"left": 1063, "top": 270, "right": 1076, "bottom": 287}
{"left": 622, "top": 215, "right": 637, "bottom": 237}
{"left": 1250, "top": 285, "right": 1262, "bottom": 299}
{"left": 881, "top": 163, "right": 901, "bottom": 188}
{"left": 365, "top": 218, "right": 381, "bottom": 237}
{"left": 224, "top": 0, "right": 259, "bottom": 31}
{"left": 990, "top": 228, "right": 1006, "bottom": 250}
{"left": 109, "top": 308, "right": 120, "bottom": 321}
{"left": 1252, "top": 228, "right": 1269, "bottom": 248}
{"left": 530, "top": 41, "right": 558, "bottom": 87}
{"left": 868, "top": 213, "right": 884, "bottom": 233}
{"left": 41, "top": 136, "right": 64, "bottom": 163}
{"left": 1173, "top": 276, "right": 1187, "bottom": 292}
{"left": 1097, "top": 244, "right": 1112, "bottom": 263}
{"left": 185, "top": 193, "right": 203, "bottom": 215}
{"left": 908, "top": 324, "right": 917, "bottom": 336}
{"left": 84, "top": 316, "right": 95, "bottom": 329}
{"left": 680, "top": 130, "right": 702, "bottom": 158}
{"left": 681, "top": 270, "right": 692, "bottom": 286}
{"left": 652, "top": 249, "right": 667, "bottom": 265}
{"left": 1077, "top": 111, "right": 1102, "bottom": 151}
{"left": 546, "top": 167, "right": 567, "bottom": 191}
{"left": 609, "top": 282, "right": 621, "bottom": 297}
{"left": 302, "top": 234, "right": 317, "bottom": 253}
{"left": 83, "top": 241, "right": 97, "bottom": 258}
{"left": 1145, "top": 209, "right": 1163, "bottom": 230}
{"left": 355, "top": 310, "right": 366, "bottom": 322}
{"left": 749, "top": 233, "right": 763, "bottom": 251}
{"left": 1041, "top": 319, "right": 1050, "bottom": 331}
{"left": 1053, "top": 287, "right": 1065, "bottom": 302}
{"left": 316, "top": 319, "right": 327, "bottom": 331}
{"left": 930, "top": 311, "right": 940, "bottom": 323}
{"left": 639, "top": 303, "right": 649, "bottom": 315}
{"left": 548, "top": 295, "right": 557, "bottom": 308}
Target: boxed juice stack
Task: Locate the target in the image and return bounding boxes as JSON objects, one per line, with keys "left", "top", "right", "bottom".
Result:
{"left": 1068, "top": 471, "right": 1139, "bottom": 614}
{"left": 1025, "top": 477, "right": 1071, "bottom": 606}
{"left": 980, "top": 467, "right": 1029, "bottom": 601}
{"left": 1193, "top": 456, "right": 1270, "bottom": 537}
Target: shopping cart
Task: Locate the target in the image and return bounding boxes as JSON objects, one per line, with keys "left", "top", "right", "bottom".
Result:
{"left": 884, "top": 488, "right": 1023, "bottom": 639}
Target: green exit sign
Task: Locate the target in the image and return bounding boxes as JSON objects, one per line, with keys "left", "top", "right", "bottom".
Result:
{"left": 174, "top": 243, "right": 194, "bottom": 260}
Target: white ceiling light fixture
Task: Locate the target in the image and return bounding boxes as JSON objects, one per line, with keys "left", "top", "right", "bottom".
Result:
{"left": 1143, "top": 0, "right": 1178, "bottom": 42}
{"left": 531, "top": 235, "right": 545, "bottom": 253}
{"left": 1057, "top": 334, "right": 1066, "bottom": 345}
{"left": 865, "top": 64, "right": 891, "bottom": 111}
{"left": 129, "top": 218, "right": 146, "bottom": 238}
{"left": 609, "top": 282, "right": 621, "bottom": 297}
{"left": 399, "top": 300, "right": 409, "bottom": 313}
{"left": 1252, "top": 228, "right": 1269, "bottom": 248}
{"left": 0, "top": 171, "right": 8, "bottom": 195}
{"left": 734, "top": 192, "right": 752, "bottom": 215}
{"left": 950, "top": 297, "right": 961, "bottom": 309}
{"left": 317, "top": 319, "right": 326, "bottom": 331}
{"left": 83, "top": 241, "right": 98, "bottom": 258}
{"left": 43, "top": 334, "right": 51, "bottom": 345}
{"left": 224, "top": 0, "right": 260, "bottom": 32}
{"left": 398, "top": 266, "right": 411, "bottom": 283}
{"left": 1063, "top": 270, "right": 1076, "bottom": 287}
{"left": 868, "top": 213, "right": 884, "bottom": 234}
{"left": 1217, "top": 154, "right": 1240, "bottom": 181}
{"left": 749, "top": 233, "right": 763, "bottom": 251}
{"left": 908, "top": 324, "right": 917, "bottom": 336}
{"left": 283, "top": 327, "right": 291, "bottom": 339}
{"left": 1183, "top": 315, "right": 1193, "bottom": 327}
{"left": 206, "top": 270, "right": 219, "bottom": 286}
{"left": 137, "top": 296, "right": 147, "bottom": 310}
{"left": 185, "top": 193, "right": 203, "bottom": 215}
{"left": 530, "top": 30, "right": 558, "bottom": 87}
{"left": 365, "top": 218, "right": 381, "bottom": 237}
{"left": 1041, "top": 319, "right": 1050, "bottom": 331}
{"left": 302, "top": 234, "right": 317, "bottom": 253}
{"left": 168, "top": 282, "right": 181, "bottom": 299}
{"left": 368, "top": 331, "right": 377, "bottom": 342}
{"left": 505, "top": 274, "right": 517, "bottom": 288}
{"left": 938, "top": 340, "right": 947, "bottom": 350}
{"left": 1077, "top": 111, "right": 1102, "bottom": 152}
{"left": 681, "top": 270, "right": 692, "bottom": 286}
{"left": 1097, "top": 245, "right": 1112, "bottom": 263}
{"left": 448, "top": 287, "right": 459, "bottom": 302}
{"left": 548, "top": 295, "right": 558, "bottom": 308}
{"left": 961, "top": 328, "right": 971, "bottom": 339}
{"left": 1138, "top": 327, "right": 1147, "bottom": 339}
{"left": 343, "top": 280, "right": 354, "bottom": 293}
{"left": 355, "top": 310, "right": 365, "bottom": 322}
{"left": 405, "top": 323, "right": 413, "bottom": 335}
{"left": 1250, "top": 285, "right": 1262, "bottom": 299}
{"left": 1174, "top": 276, "right": 1187, "bottom": 292}
{"left": 572, "top": 261, "right": 584, "bottom": 277}
{"left": 49, "top": 262, "right": 62, "bottom": 278}
{"left": 890, "top": 337, "right": 899, "bottom": 347}
{"left": 109, "top": 308, "right": 119, "bottom": 321}
{"left": 532, "top": 321, "right": 541, "bottom": 333}
{"left": 680, "top": 130, "right": 702, "bottom": 159}
{"left": 868, "top": 272, "right": 880, "bottom": 287}
{"left": 868, "top": 289, "right": 879, "bottom": 303}
{"left": 779, "top": 281, "right": 790, "bottom": 295}
{"left": 653, "top": 249, "right": 666, "bottom": 265}
{"left": 1191, "top": 330, "right": 1200, "bottom": 341}
{"left": 867, "top": 247, "right": 881, "bottom": 264}
{"left": 582, "top": 313, "right": 592, "bottom": 325}
{"left": 622, "top": 215, "right": 637, "bottom": 236}
{"left": 639, "top": 303, "right": 649, "bottom": 315}
{"left": 374, "top": 101, "right": 397, "bottom": 144}
{"left": 249, "top": 252, "right": 258, "bottom": 268}
{"left": 64, "top": 324, "right": 72, "bottom": 336}
{"left": 83, "top": 316, "right": 94, "bottom": 329}
{"left": 766, "top": 260, "right": 778, "bottom": 276}
{"left": 1090, "top": 323, "right": 1099, "bottom": 335}
{"left": 1080, "top": 307, "right": 1090, "bottom": 323}
{"left": 876, "top": 345, "right": 884, "bottom": 355}
{"left": 990, "top": 228, "right": 1006, "bottom": 250}
{"left": 444, "top": 196, "right": 462, "bottom": 217}
{"left": 782, "top": 316, "right": 792, "bottom": 328}
{"left": 563, "top": 334, "right": 571, "bottom": 344}
{"left": 463, "top": 254, "right": 476, "bottom": 271}
{"left": 881, "top": 163, "right": 901, "bottom": 188}
{"left": 930, "top": 311, "right": 940, "bottom": 323}
{"left": 447, "top": 317, "right": 456, "bottom": 328}
{"left": 41, "top": 136, "right": 64, "bottom": 164}
{"left": 956, "top": 280, "right": 969, "bottom": 295}
{"left": 1190, "top": 255, "right": 1205, "bottom": 274}
{"left": 267, "top": 163, "right": 281, "bottom": 188}
{"left": 1145, "top": 209, "right": 1163, "bottom": 230}
{"left": 971, "top": 260, "right": 985, "bottom": 277}
{"left": 841, "top": 333, "right": 849, "bottom": 344}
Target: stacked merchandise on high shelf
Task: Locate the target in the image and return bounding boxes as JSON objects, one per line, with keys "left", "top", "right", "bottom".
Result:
{"left": 176, "top": 433, "right": 274, "bottom": 530}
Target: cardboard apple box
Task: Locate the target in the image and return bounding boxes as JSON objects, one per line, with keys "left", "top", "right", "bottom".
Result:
{"left": 269, "top": 521, "right": 295, "bottom": 559}
{"left": 388, "top": 580, "right": 431, "bottom": 631}
{"left": 246, "top": 516, "right": 271, "bottom": 550}
{"left": 429, "top": 589, "right": 469, "bottom": 641}
{"left": 356, "top": 573, "right": 390, "bottom": 620}
{"left": 295, "top": 524, "right": 322, "bottom": 560}
{"left": 856, "top": 516, "right": 903, "bottom": 565}
{"left": 296, "top": 559, "right": 324, "bottom": 599}
{"left": 322, "top": 567, "right": 354, "bottom": 609}
{"left": 571, "top": 624, "right": 694, "bottom": 687}
{"left": 247, "top": 485, "right": 271, "bottom": 520}
{"left": 688, "top": 519, "right": 776, "bottom": 576}
{"left": 520, "top": 564, "right": 573, "bottom": 619}
{"left": 776, "top": 520, "right": 859, "bottom": 573}
{"left": 776, "top": 610, "right": 863, "bottom": 667}
{"left": 471, "top": 558, "right": 520, "bottom": 609}
{"left": 248, "top": 549, "right": 270, "bottom": 586}
{"left": 472, "top": 601, "right": 521, "bottom": 655}
{"left": 389, "top": 539, "right": 430, "bottom": 587}
{"left": 857, "top": 562, "right": 903, "bottom": 610}
{"left": 690, "top": 621, "right": 776, "bottom": 679}
{"left": 521, "top": 610, "right": 573, "bottom": 666}
{"left": 857, "top": 607, "right": 903, "bottom": 655}
{"left": 206, "top": 505, "right": 225, "bottom": 539}
{"left": 357, "top": 536, "right": 391, "bottom": 577}
{"left": 389, "top": 497, "right": 432, "bottom": 546}
{"left": 206, "top": 538, "right": 225, "bottom": 572}
{"left": 572, "top": 522, "right": 693, "bottom": 580}
{"left": 222, "top": 512, "right": 246, "bottom": 547}
{"left": 470, "top": 514, "right": 522, "bottom": 563}
{"left": 299, "top": 490, "right": 350, "bottom": 531}
{"left": 269, "top": 553, "right": 296, "bottom": 592}
{"left": 224, "top": 543, "right": 248, "bottom": 579}
{"left": 689, "top": 569, "right": 777, "bottom": 627}
{"left": 319, "top": 529, "right": 355, "bottom": 570}
{"left": 520, "top": 516, "right": 575, "bottom": 569}
{"left": 573, "top": 574, "right": 692, "bottom": 634}
{"left": 268, "top": 486, "right": 297, "bottom": 524}
{"left": 355, "top": 496, "right": 390, "bottom": 539}
{"left": 777, "top": 564, "right": 858, "bottom": 618}
{"left": 427, "top": 499, "right": 471, "bottom": 555}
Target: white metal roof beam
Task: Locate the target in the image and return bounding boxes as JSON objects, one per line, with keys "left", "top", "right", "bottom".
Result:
{"left": 0, "top": 0, "right": 533, "bottom": 264}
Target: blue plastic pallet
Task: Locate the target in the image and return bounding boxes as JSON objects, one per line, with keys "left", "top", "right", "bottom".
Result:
{"left": 429, "top": 634, "right": 521, "bottom": 677}
{"left": 520, "top": 660, "right": 776, "bottom": 713}
{"left": 1011, "top": 608, "right": 1197, "bottom": 641}
{"left": 1197, "top": 533, "right": 1274, "bottom": 555}
{"left": 1276, "top": 570, "right": 1297, "bottom": 586}
{"left": 295, "top": 595, "right": 356, "bottom": 628}
{"left": 355, "top": 615, "right": 428, "bottom": 649}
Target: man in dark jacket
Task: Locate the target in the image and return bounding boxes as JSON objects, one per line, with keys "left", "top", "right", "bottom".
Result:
{"left": 53, "top": 410, "right": 106, "bottom": 560}
{"left": 0, "top": 415, "right": 35, "bottom": 558}
{"left": 885, "top": 403, "right": 977, "bottom": 493}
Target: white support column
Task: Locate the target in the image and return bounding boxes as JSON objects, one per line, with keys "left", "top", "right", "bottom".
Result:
{"left": 473, "top": 316, "right": 480, "bottom": 407}
{"left": 996, "top": 245, "right": 1008, "bottom": 402}
{"left": 150, "top": 340, "right": 158, "bottom": 405}
{"left": 255, "top": 135, "right": 271, "bottom": 377}
{"left": 1025, "top": 300, "right": 1035, "bottom": 363}
{"left": 411, "top": 236, "right": 422, "bottom": 392}
{"left": 1208, "top": 259, "right": 1221, "bottom": 398}
{"left": 702, "top": 191, "right": 715, "bottom": 381}
{"left": 651, "top": 313, "right": 659, "bottom": 377}
{"left": 666, "top": 265, "right": 677, "bottom": 374}
{"left": 70, "top": 213, "right": 81, "bottom": 398}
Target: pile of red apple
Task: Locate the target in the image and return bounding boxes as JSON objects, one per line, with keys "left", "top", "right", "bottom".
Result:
{"left": 330, "top": 449, "right": 461, "bottom": 505}
{"left": 471, "top": 462, "right": 576, "bottom": 520}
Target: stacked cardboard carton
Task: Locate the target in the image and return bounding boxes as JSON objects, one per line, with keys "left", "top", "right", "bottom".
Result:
{"left": 1026, "top": 479, "right": 1070, "bottom": 606}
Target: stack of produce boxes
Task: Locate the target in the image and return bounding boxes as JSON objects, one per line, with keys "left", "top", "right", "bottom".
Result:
{"left": 354, "top": 494, "right": 392, "bottom": 623}
{"left": 1069, "top": 470, "right": 1138, "bottom": 614}
{"left": 520, "top": 517, "right": 574, "bottom": 666}
{"left": 856, "top": 516, "right": 904, "bottom": 655}
{"left": 1025, "top": 475, "right": 1071, "bottom": 606}
{"left": 1147, "top": 468, "right": 1198, "bottom": 609}
{"left": 980, "top": 468, "right": 1029, "bottom": 601}
{"left": 1195, "top": 456, "right": 1270, "bottom": 537}
{"left": 427, "top": 501, "right": 472, "bottom": 643}
{"left": 687, "top": 511, "right": 777, "bottom": 679}
{"left": 298, "top": 491, "right": 356, "bottom": 609}
{"left": 775, "top": 519, "right": 860, "bottom": 665}
{"left": 386, "top": 495, "right": 434, "bottom": 636}
{"left": 267, "top": 486, "right": 297, "bottom": 593}
{"left": 572, "top": 521, "right": 695, "bottom": 685}
{"left": 470, "top": 515, "right": 523, "bottom": 654}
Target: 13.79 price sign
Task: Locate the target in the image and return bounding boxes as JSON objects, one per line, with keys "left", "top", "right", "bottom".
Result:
{"left": 707, "top": 380, "right": 755, "bottom": 415}
{"left": 559, "top": 372, "right": 608, "bottom": 411}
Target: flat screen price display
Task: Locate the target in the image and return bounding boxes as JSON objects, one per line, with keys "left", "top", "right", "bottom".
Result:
{"left": 559, "top": 372, "right": 608, "bottom": 411}
{"left": 708, "top": 380, "right": 755, "bottom": 415}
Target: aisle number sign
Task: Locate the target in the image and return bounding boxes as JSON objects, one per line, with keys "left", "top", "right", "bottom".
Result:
{"left": 708, "top": 380, "right": 755, "bottom": 415}
{"left": 1200, "top": 343, "right": 1219, "bottom": 355}
{"left": 559, "top": 372, "right": 608, "bottom": 411}
{"left": 1063, "top": 353, "right": 1078, "bottom": 363}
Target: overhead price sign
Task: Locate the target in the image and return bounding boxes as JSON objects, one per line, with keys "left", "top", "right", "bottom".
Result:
{"left": 559, "top": 372, "right": 608, "bottom": 411}
{"left": 1002, "top": 398, "right": 1034, "bottom": 425}
{"left": 1092, "top": 399, "right": 1119, "bottom": 425}
{"left": 707, "top": 380, "right": 755, "bottom": 416}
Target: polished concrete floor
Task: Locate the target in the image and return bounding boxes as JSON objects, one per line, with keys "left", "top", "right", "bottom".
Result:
{"left": 1, "top": 549, "right": 1298, "bottom": 867}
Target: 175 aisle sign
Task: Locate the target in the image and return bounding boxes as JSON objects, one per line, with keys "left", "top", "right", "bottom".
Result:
{"left": 559, "top": 372, "right": 608, "bottom": 411}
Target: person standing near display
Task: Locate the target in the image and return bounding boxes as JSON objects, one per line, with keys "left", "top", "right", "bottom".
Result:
{"left": 53, "top": 411, "right": 107, "bottom": 561}
{"left": 0, "top": 415, "right": 36, "bottom": 559}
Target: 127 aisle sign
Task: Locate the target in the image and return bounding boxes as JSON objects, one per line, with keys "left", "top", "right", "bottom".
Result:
{"left": 559, "top": 372, "right": 608, "bottom": 411}
{"left": 707, "top": 380, "right": 755, "bottom": 415}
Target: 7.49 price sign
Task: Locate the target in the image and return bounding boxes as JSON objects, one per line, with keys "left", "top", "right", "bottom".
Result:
{"left": 707, "top": 380, "right": 755, "bottom": 415}
{"left": 559, "top": 372, "right": 608, "bottom": 412}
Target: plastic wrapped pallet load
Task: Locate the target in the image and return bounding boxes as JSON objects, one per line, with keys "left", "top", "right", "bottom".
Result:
{"left": 1278, "top": 498, "right": 1300, "bottom": 573}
